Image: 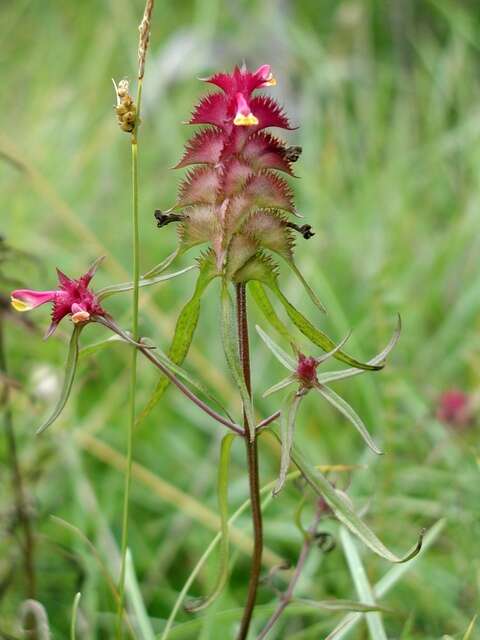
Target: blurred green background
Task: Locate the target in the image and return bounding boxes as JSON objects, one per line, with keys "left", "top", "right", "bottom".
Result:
{"left": 1, "top": 0, "right": 479, "bottom": 638}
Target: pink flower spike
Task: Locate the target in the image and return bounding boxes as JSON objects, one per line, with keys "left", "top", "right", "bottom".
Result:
{"left": 10, "top": 259, "right": 107, "bottom": 338}
{"left": 234, "top": 92, "right": 259, "bottom": 127}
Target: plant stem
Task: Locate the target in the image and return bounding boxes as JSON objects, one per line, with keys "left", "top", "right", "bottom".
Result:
{"left": 236, "top": 283, "right": 263, "bottom": 640}
{"left": 0, "top": 314, "right": 36, "bottom": 599}
{"left": 257, "top": 511, "right": 322, "bottom": 639}
{"left": 116, "top": 77, "right": 143, "bottom": 640}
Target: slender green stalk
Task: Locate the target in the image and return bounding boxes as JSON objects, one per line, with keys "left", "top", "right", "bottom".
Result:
{"left": 116, "top": 76, "right": 143, "bottom": 640}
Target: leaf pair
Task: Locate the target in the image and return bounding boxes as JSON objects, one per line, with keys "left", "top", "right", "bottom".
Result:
{"left": 255, "top": 317, "right": 401, "bottom": 494}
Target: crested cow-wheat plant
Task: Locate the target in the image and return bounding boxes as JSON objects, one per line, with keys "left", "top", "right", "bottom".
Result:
{"left": 8, "top": 7, "right": 428, "bottom": 640}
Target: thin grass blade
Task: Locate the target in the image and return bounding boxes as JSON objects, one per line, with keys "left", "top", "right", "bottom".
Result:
{"left": 326, "top": 519, "right": 446, "bottom": 639}
{"left": 340, "top": 526, "right": 388, "bottom": 640}
{"left": 125, "top": 549, "right": 155, "bottom": 640}
{"left": 70, "top": 592, "right": 81, "bottom": 640}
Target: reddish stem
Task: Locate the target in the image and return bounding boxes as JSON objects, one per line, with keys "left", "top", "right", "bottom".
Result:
{"left": 236, "top": 283, "right": 263, "bottom": 640}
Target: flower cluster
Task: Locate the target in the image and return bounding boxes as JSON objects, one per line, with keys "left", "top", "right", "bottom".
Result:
{"left": 10, "top": 258, "right": 106, "bottom": 337}
{"left": 167, "top": 63, "right": 307, "bottom": 285}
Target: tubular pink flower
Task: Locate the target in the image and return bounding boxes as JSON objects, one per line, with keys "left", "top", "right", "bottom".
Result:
{"left": 234, "top": 92, "right": 259, "bottom": 127}
{"left": 10, "top": 290, "right": 57, "bottom": 312}
{"left": 10, "top": 258, "right": 106, "bottom": 338}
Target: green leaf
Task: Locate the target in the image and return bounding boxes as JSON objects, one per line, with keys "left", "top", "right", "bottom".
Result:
{"left": 274, "top": 391, "right": 303, "bottom": 496}
{"left": 125, "top": 549, "right": 155, "bottom": 640}
{"left": 288, "top": 440, "right": 424, "bottom": 563}
{"left": 317, "top": 315, "right": 401, "bottom": 385}
{"left": 249, "top": 280, "right": 293, "bottom": 344}
{"left": 142, "top": 248, "right": 181, "bottom": 279}
{"left": 339, "top": 527, "right": 388, "bottom": 640}
{"left": 186, "top": 434, "right": 235, "bottom": 612}
{"left": 287, "top": 259, "right": 326, "bottom": 313}
{"left": 97, "top": 265, "right": 194, "bottom": 300}
{"left": 326, "top": 519, "right": 446, "bottom": 639}
{"left": 70, "top": 593, "right": 81, "bottom": 640}
{"left": 294, "top": 598, "right": 387, "bottom": 614}
{"left": 255, "top": 324, "right": 296, "bottom": 371}
{"left": 78, "top": 334, "right": 124, "bottom": 360}
{"left": 263, "top": 375, "right": 295, "bottom": 398}
{"left": 314, "top": 384, "right": 383, "bottom": 455}
{"left": 463, "top": 616, "right": 478, "bottom": 640}
{"left": 37, "top": 326, "right": 82, "bottom": 435}
{"left": 137, "top": 256, "right": 217, "bottom": 425}
{"left": 220, "top": 283, "right": 255, "bottom": 436}
{"left": 267, "top": 280, "right": 382, "bottom": 372}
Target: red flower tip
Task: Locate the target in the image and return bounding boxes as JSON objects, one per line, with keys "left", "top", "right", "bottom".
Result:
{"left": 436, "top": 389, "right": 472, "bottom": 428}
{"left": 296, "top": 353, "right": 319, "bottom": 388}
{"left": 10, "top": 258, "right": 106, "bottom": 337}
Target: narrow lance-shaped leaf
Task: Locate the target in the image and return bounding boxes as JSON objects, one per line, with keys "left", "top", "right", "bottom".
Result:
{"left": 142, "top": 247, "right": 182, "bottom": 279}
{"left": 78, "top": 334, "right": 124, "bottom": 360}
{"left": 255, "top": 324, "right": 296, "bottom": 371}
{"left": 220, "top": 283, "right": 255, "bottom": 436}
{"left": 37, "top": 325, "right": 82, "bottom": 435}
{"left": 71, "top": 593, "right": 81, "bottom": 640}
{"left": 97, "top": 265, "right": 194, "bottom": 301}
{"left": 266, "top": 280, "right": 382, "bottom": 372}
{"left": 263, "top": 374, "right": 295, "bottom": 398}
{"left": 249, "top": 280, "right": 294, "bottom": 344}
{"left": 274, "top": 391, "right": 302, "bottom": 496}
{"left": 137, "top": 255, "right": 217, "bottom": 425}
{"left": 314, "top": 384, "right": 383, "bottom": 455}
{"left": 286, "top": 259, "right": 326, "bottom": 313}
{"left": 317, "top": 315, "right": 402, "bottom": 385}
{"left": 293, "top": 599, "right": 387, "bottom": 614}
{"left": 339, "top": 526, "right": 388, "bottom": 640}
{"left": 186, "top": 433, "right": 236, "bottom": 612}
{"left": 287, "top": 439, "right": 424, "bottom": 563}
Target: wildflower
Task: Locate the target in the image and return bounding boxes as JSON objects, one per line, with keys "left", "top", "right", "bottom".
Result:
{"left": 436, "top": 388, "right": 472, "bottom": 428}
{"left": 10, "top": 258, "right": 106, "bottom": 338}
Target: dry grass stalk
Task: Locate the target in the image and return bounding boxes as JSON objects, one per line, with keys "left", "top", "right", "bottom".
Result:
{"left": 138, "top": 0, "right": 155, "bottom": 80}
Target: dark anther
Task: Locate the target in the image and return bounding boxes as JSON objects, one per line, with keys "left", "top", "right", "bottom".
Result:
{"left": 283, "top": 146, "right": 302, "bottom": 163}
{"left": 154, "top": 210, "right": 184, "bottom": 228}
{"left": 286, "top": 222, "right": 315, "bottom": 240}
{"left": 314, "top": 531, "right": 336, "bottom": 553}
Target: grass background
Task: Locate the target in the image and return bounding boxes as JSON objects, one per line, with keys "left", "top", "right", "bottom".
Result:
{"left": 1, "top": 0, "right": 479, "bottom": 637}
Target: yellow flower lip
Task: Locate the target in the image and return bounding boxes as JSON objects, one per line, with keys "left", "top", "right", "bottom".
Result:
{"left": 10, "top": 296, "right": 32, "bottom": 312}
{"left": 263, "top": 73, "right": 276, "bottom": 87}
{"left": 71, "top": 310, "right": 91, "bottom": 324}
{"left": 234, "top": 112, "right": 259, "bottom": 126}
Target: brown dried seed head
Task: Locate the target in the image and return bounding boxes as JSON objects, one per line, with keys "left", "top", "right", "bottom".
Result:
{"left": 113, "top": 79, "right": 137, "bottom": 134}
{"left": 138, "top": 0, "right": 155, "bottom": 80}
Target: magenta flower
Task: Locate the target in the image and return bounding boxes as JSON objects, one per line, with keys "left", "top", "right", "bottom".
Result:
{"left": 10, "top": 258, "right": 106, "bottom": 337}
{"left": 436, "top": 389, "right": 472, "bottom": 428}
